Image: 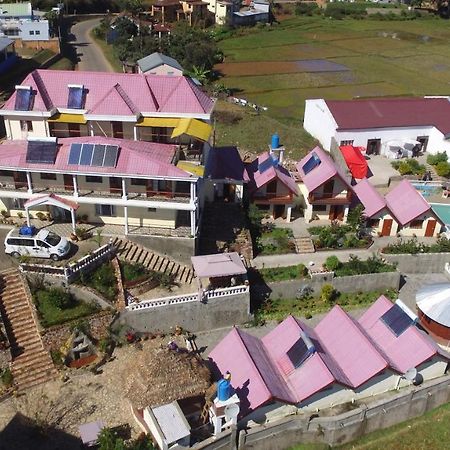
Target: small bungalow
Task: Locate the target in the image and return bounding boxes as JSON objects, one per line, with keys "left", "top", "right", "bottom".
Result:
{"left": 295, "top": 146, "right": 352, "bottom": 223}
{"left": 208, "top": 296, "right": 449, "bottom": 423}
{"left": 246, "top": 152, "right": 298, "bottom": 222}
{"left": 137, "top": 52, "right": 183, "bottom": 76}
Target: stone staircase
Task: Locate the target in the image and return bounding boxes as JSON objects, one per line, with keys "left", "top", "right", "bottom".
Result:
{"left": 295, "top": 237, "right": 315, "bottom": 254}
{"left": 112, "top": 238, "right": 194, "bottom": 284}
{"left": 0, "top": 268, "right": 57, "bottom": 390}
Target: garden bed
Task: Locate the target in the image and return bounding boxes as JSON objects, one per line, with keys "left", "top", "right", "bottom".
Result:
{"left": 258, "top": 227, "right": 296, "bottom": 255}
{"left": 256, "top": 264, "right": 308, "bottom": 283}
{"left": 81, "top": 262, "right": 118, "bottom": 301}
{"left": 324, "top": 255, "right": 396, "bottom": 277}
{"left": 382, "top": 237, "right": 450, "bottom": 254}
{"left": 309, "top": 223, "right": 371, "bottom": 250}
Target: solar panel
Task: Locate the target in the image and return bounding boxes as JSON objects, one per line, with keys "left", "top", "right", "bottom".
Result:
{"left": 14, "top": 87, "right": 33, "bottom": 111}
{"left": 67, "top": 85, "right": 85, "bottom": 109}
{"left": 381, "top": 304, "right": 413, "bottom": 337}
{"left": 286, "top": 332, "right": 315, "bottom": 369}
{"left": 80, "top": 144, "right": 94, "bottom": 165}
{"left": 91, "top": 144, "right": 106, "bottom": 167}
{"left": 26, "top": 140, "right": 57, "bottom": 164}
{"left": 258, "top": 154, "right": 278, "bottom": 174}
{"left": 103, "top": 145, "right": 119, "bottom": 167}
{"left": 302, "top": 152, "right": 321, "bottom": 175}
{"left": 68, "top": 143, "right": 82, "bottom": 165}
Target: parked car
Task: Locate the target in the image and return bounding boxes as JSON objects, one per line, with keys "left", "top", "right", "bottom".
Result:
{"left": 4, "top": 228, "right": 71, "bottom": 261}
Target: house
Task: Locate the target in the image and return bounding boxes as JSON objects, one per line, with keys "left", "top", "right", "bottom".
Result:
{"left": 150, "top": 0, "right": 209, "bottom": 26}
{"left": 303, "top": 97, "right": 450, "bottom": 156}
{"left": 354, "top": 179, "right": 442, "bottom": 237}
{"left": 137, "top": 52, "right": 183, "bottom": 76}
{"left": 0, "top": 36, "right": 16, "bottom": 74}
{"left": 295, "top": 146, "right": 352, "bottom": 222}
{"left": 232, "top": 0, "right": 270, "bottom": 26}
{"left": 208, "top": 296, "right": 450, "bottom": 422}
{"left": 0, "top": 136, "right": 200, "bottom": 237}
{"left": 246, "top": 152, "right": 298, "bottom": 222}
{"left": 207, "top": 0, "right": 238, "bottom": 25}
{"left": 0, "top": 69, "right": 214, "bottom": 156}
{"left": 0, "top": 2, "right": 49, "bottom": 41}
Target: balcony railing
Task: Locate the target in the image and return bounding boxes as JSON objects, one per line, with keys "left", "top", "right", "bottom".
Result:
{"left": 308, "top": 192, "right": 351, "bottom": 204}
{"left": 253, "top": 192, "right": 293, "bottom": 203}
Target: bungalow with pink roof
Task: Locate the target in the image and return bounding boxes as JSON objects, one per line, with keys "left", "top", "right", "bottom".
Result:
{"left": 208, "top": 297, "right": 449, "bottom": 423}
{"left": 0, "top": 137, "right": 199, "bottom": 237}
{"left": 354, "top": 179, "right": 441, "bottom": 237}
{"left": 295, "top": 146, "right": 352, "bottom": 223}
{"left": 1, "top": 69, "right": 214, "bottom": 158}
{"left": 245, "top": 152, "right": 298, "bottom": 222}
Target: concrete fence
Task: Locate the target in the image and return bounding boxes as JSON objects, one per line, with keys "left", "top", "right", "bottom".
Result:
{"left": 381, "top": 251, "right": 450, "bottom": 274}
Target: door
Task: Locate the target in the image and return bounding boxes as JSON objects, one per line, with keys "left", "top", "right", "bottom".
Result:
{"left": 63, "top": 174, "right": 74, "bottom": 191}
{"left": 109, "top": 177, "right": 121, "bottom": 194}
{"left": 329, "top": 205, "right": 344, "bottom": 221}
{"left": 273, "top": 205, "right": 285, "bottom": 219}
{"left": 425, "top": 219, "right": 437, "bottom": 237}
{"left": 223, "top": 184, "right": 236, "bottom": 202}
{"left": 366, "top": 139, "right": 381, "bottom": 155}
{"left": 35, "top": 239, "right": 51, "bottom": 258}
{"left": 381, "top": 219, "right": 393, "bottom": 236}
{"left": 112, "top": 122, "right": 124, "bottom": 139}
{"left": 416, "top": 136, "right": 429, "bottom": 152}
{"left": 13, "top": 172, "right": 27, "bottom": 189}
{"left": 266, "top": 180, "right": 277, "bottom": 197}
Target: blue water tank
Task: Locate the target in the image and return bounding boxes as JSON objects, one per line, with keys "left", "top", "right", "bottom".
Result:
{"left": 217, "top": 378, "right": 232, "bottom": 401}
{"left": 271, "top": 133, "right": 280, "bottom": 149}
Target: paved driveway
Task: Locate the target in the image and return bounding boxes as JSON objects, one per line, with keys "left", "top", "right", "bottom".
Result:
{"left": 69, "top": 18, "right": 114, "bottom": 72}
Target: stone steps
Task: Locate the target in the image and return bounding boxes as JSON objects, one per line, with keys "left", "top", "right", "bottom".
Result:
{"left": 112, "top": 238, "right": 194, "bottom": 284}
{"left": 0, "top": 269, "right": 57, "bottom": 390}
{"left": 295, "top": 237, "right": 315, "bottom": 254}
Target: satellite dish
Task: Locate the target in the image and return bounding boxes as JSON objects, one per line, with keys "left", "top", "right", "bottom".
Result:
{"left": 403, "top": 368, "right": 418, "bottom": 382}
{"left": 224, "top": 403, "right": 240, "bottom": 423}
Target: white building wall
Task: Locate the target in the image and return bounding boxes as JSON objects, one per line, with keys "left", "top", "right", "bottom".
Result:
{"left": 19, "top": 20, "right": 49, "bottom": 41}
{"left": 139, "top": 64, "right": 183, "bottom": 76}
{"left": 303, "top": 99, "right": 338, "bottom": 151}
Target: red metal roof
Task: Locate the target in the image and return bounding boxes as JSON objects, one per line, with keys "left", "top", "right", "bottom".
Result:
{"left": 326, "top": 98, "right": 450, "bottom": 135}
{"left": 339, "top": 145, "right": 368, "bottom": 179}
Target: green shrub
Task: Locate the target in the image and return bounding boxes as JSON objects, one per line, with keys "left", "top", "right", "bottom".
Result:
{"left": 295, "top": 2, "right": 319, "bottom": 16}
{"left": 427, "top": 152, "right": 448, "bottom": 166}
{"left": 334, "top": 254, "right": 396, "bottom": 277}
{"left": 397, "top": 161, "right": 413, "bottom": 175}
{"left": 325, "top": 255, "right": 341, "bottom": 271}
{"left": 321, "top": 284, "right": 337, "bottom": 306}
{"left": 1, "top": 367, "right": 13, "bottom": 387}
{"left": 259, "top": 264, "right": 308, "bottom": 282}
{"left": 84, "top": 262, "right": 118, "bottom": 300}
{"left": 435, "top": 161, "right": 450, "bottom": 177}
{"left": 384, "top": 238, "right": 427, "bottom": 254}
{"left": 122, "top": 262, "right": 149, "bottom": 282}
{"left": 37, "top": 287, "right": 73, "bottom": 310}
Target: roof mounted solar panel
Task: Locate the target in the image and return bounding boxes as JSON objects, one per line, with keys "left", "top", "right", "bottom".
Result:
{"left": 67, "top": 84, "right": 85, "bottom": 109}
{"left": 381, "top": 303, "right": 414, "bottom": 337}
{"left": 68, "top": 143, "right": 82, "bottom": 165}
{"left": 91, "top": 144, "right": 106, "bottom": 167}
{"left": 302, "top": 152, "right": 321, "bottom": 175}
{"left": 103, "top": 145, "right": 119, "bottom": 168}
{"left": 26, "top": 138, "right": 58, "bottom": 164}
{"left": 79, "top": 143, "right": 94, "bottom": 165}
{"left": 286, "top": 331, "right": 315, "bottom": 369}
{"left": 14, "top": 85, "right": 33, "bottom": 111}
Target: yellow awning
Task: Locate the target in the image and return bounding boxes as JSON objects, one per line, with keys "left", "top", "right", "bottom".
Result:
{"left": 171, "top": 118, "right": 212, "bottom": 142}
{"left": 47, "top": 113, "right": 87, "bottom": 124}
{"left": 136, "top": 117, "right": 180, "bottom": 127}
{"left": 177, "top": 161, "right": 205, "bottom": 176}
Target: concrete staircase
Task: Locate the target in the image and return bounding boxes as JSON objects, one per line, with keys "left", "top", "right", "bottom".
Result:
{"left": 0, "top": 268, "right": 57, "bottom": 390}
{"left": 295, "top": 237, "right": 315, "bottom": 254}
{"left": 112, "top": 238, "right": 194, "bottom": 284}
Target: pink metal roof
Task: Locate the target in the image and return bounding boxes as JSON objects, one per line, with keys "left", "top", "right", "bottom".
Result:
{"left": 296, "top": 146, "right": 349, "bottom": 193}
{"left": 314, "top": 305, "right": 388, "bottom": 388}
{"left": 246, "top": 152, "right": 298, "bottom": 195}
{"left": 385, "top": 179, "right": 431, "bottom": 226}
{"left": 326, "top": 98, "right": 450, "bottom": 135}
{"left": 0, "top": 137, "right": 191, "bottom": 178}
{"left": 359, "top": 296, "right": 442, "bottom": 373}
{"left": 353, "top": 178, "right": 386, "bottom": 218}
{"left": 191, "top": 252, "right": 247, "bottom": 278}
{"left": 2, "top": 69, "right": 214, "bottom": 116}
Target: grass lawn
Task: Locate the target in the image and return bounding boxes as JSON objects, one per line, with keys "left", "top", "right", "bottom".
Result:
{"left": 258, "top": 227, "right": 296, "bottom": 255}
{"left": 256, "top": 264, "right": 308, "bottom": 283}
{"left": 255, "top": 288, "right": 397, "bottom": 322}
{"left": 216, "top": 15, "right": 450, "bottom": 154}
{"left": 89, "top": 31, "right": 122, "bottom": 72}
{"left": 82, "top": 262, "right": 118, "bottom": 301}
{"left": 34, "top": 289, "right": 99, "bottom": 328}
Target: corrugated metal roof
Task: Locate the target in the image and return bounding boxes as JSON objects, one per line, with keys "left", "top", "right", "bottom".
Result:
{"left": 151, "top": 401, "right": 190, "bottom": 444}
{"left": 417, "top": 283, "right": 450, "bottom": 328}
{"left": 353, "top": 178, "right": 386, "bottom": 218}
{"left": 137, "top": 52, "right": 183, "bottom": 73}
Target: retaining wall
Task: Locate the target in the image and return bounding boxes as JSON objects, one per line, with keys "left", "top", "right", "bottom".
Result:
{"left": 118, "top": 292, "right": 251, "bottom": 333}
{"left": 381, "top": 252, "right": 450, "bottom": 274}
{"left": 253, "top": 271, "right": 401, "bottom": 301}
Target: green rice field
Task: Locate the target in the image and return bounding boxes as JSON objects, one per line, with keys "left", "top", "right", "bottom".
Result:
{"left": 214, "top": 16, "right": 450, "bottom": 156}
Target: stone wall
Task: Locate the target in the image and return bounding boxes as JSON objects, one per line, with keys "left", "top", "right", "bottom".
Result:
{"left": 252, "top": 271, "right": 401, "bottom": 302}
{"left": 41, "top": 311, "right": 114, "bottom": 351}
{"left": 128, "top": 235, "right": 195, "bottom": 266}
{"left": 118, "top": 292, "right": 251, "bottom": 333}
{"left": 111, "top": 257, "right": 126, "bottom": 311}
{"left": 381, "top": 252, "right": 450, "bottom": 274}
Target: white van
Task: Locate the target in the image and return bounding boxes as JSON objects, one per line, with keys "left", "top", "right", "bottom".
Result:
{"left": 4, "top": 229, "right": 71, "bottom": 261}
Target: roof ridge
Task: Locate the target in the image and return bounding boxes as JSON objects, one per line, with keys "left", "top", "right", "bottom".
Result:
{"left": 157, "top": 76, "right": 183, "bottom": 112}
{"left": 143, "top": 75, "right": 161, "bottom": 111}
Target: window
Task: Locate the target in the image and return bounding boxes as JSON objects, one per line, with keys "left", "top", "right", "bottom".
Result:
{"left": 35, "top": 30, "right": 40, "bottom": 35}
{"left": 95, "top": 204, "right": 116, "bottom": 217}
{"left": 41, "top": 173, "right": 57, "bottom": 181}
{"left": 20, "top": 120, "right": 33, "bottom": 132}
{"left": 111, "top": 122, "right": 124, "bottom": 139}
{"left": 410, "top": 219, "right": 424, "bottom": 229}
{"left": 340, "top": 140, "right": 354, "bottom": 146}
{"left": 29, "top": 31, "right": 35, "bottom": 35}
{"left": 131, "top": 178, "right": 147, "bottom": 186}
{"left": 313, "top": 205, "right": 327, "bottom": 212}
{"left": 148, "top": 208, "right": 156, "bottom": 213}
{"left": 367, "top": 219, "right": 380, "bottom": 228}
{"left": 37, "top": 240, "right": 50, "bottom": 248}
{"left": 13, "top": 198, "right": 26, "bottom": 209}
{"left": 0, "top": 170, "right": 13, "bottom": 177}
{"left": 85, "top": 176, "right": 102, "bottom": 183}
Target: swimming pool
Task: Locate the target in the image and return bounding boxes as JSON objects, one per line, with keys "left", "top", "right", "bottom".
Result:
{"left": 411, "top": 182, "right": 442, "bottom": 197}
{"left": 431, "top": 203, "right": 450, "bottom": 225}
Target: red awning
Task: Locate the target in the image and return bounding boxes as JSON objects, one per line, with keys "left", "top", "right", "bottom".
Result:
{"left": 339, "top": 145, "right": 368, "bottom": 179}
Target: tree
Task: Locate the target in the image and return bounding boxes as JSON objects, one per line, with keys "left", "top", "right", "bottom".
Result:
{"left": 347, "top": 204, "right": 364, "bottom": 233}
{"left": 98, "top": 428, "right": 155, "bottom": 450}
{"left": 185, "top": 65, "right": 211, "bottom": 84}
